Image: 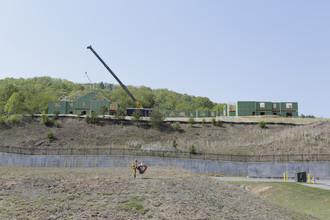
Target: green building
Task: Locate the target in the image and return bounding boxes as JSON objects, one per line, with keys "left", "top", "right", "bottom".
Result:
{"left": 48, "top": 91, "right": 119, "bottom": 115}
{"left": 223, "top": 101, "right": 298, "bottom": 117}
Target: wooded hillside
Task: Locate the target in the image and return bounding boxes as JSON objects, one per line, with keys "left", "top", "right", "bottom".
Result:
{"left": 0, "top": 77, "right": 224, "bottom": 115}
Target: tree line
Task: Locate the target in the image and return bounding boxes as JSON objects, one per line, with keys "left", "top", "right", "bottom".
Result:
{"left": 0, "top": 77, "right": 224, "bottom": 115}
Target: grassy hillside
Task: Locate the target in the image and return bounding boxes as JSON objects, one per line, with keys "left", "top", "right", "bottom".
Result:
{"left": 230, "top": 181, "right": 330, "bottom": 219}
{"left": 0, "top": 117, "right": 329, "bottom": 155}
{"left": 0, "top": 167, "right": 312, "bottom": 219}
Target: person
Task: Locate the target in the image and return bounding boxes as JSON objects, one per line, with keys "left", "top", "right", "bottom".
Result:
{"left": 131, "top": 160, "right": 137, "bottom": 178}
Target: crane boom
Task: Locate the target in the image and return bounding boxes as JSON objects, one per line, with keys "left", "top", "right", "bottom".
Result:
{"left": 87, "top": 45, "right": 143, "bottom": 109}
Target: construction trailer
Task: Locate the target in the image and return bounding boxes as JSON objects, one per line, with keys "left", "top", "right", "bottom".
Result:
{"left": 223, "top": 101, "right": 298, "bottom": 117}
{"left": 48, "top": 91, "right": 119, "bottom": 115}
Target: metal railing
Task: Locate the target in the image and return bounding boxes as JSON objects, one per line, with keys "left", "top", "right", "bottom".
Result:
{"left": 0, "top": 146, "right": 329, "bottom": 162}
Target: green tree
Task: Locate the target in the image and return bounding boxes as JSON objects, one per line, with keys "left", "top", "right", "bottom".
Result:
{"left": 132, "top": 109, "right": 142, "bottom": 126}
{"left": 4, "top": 92, "right": 25, "bottom": 114}
{"left": 149, "top": 109, "right": 164, "bottom": 130}
{"left": 188, "top": 116, "right": 194, "bottom": 126}
{"left": 114, "top": 108, "right": 126, "bottom": 124}
{"left": 99, "top": 105, "right": 108, "bottom": 118}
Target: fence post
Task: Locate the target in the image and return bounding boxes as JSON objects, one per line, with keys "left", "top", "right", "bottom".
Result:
{"left": 71, "top": 148, "right": 73, "bottom": 155}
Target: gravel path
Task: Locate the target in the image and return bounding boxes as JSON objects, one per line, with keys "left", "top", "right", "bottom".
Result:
{"left": 214, "top": 177, "right": 330, "bottom": 190}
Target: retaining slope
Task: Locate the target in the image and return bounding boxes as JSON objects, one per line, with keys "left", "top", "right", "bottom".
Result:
{"left": 1, "top": 153, "right": 329, "bottom": 179}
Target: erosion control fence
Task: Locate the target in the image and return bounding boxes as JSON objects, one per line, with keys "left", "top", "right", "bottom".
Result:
{"left": 0, "top": 146, "right": 329, "bottom": 162}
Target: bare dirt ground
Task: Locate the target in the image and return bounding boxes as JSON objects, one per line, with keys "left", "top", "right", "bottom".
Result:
{"left": 0, "top": 167, "right": 311, "bottom": 219}
{"left": 0, "top": 117, "right": 329, "bottom": 155}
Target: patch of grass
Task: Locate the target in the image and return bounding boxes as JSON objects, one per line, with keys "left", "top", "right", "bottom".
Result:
{"left": 230, "top": 181, "right": 330, "bottom": 219}
{"left": 122, "top": 196, "right": 148, "bottom": 214}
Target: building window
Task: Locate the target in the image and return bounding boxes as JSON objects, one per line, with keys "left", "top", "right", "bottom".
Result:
{"left": 273, "top": 103, "right": 277, "bottom": 109}
{"left": 286, "top": 103, "right": 292, "bottom": 108}
{"left": 260, "top": 103, "right": 265, "bottom": 108}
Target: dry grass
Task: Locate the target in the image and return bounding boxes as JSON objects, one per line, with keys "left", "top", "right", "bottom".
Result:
{"left": 0, "top": 117, "right": 329, "bottom": 155}
{"left": 0, "top": 167, "right": 312, "bottom": 219}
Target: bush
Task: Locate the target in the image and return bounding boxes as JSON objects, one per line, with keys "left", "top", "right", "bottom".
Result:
{"left": 259, "top": 121, "right": 266, "bottom": 129}
{"left": 172, "top": 139, "right": 178, "bottom": 149}
{"left": 114, "top": 108, "right": 126, "bottom": 124}
{"left": 53, "top": 111, "right": 60, "bottom": 120}
{"left": 132, "top": 110, "right": 142, "bottom": 126}
{"left": 46, "top": 131, "right": 55, "bottom": 140}
{"left": 7, "top": 114, "right": 22, "bottom": 126}
{"left": 211, "top": 117, "right": 216, "bottom": 126}
{"left": 172, "top": 122, "right": 182, "bottom": 132}
{"left": 41, "top": 113, "right": 53, "bottom": 127}
{"left": 189, "top": 144, "right": 197, "bottom": 155}
{"left": 53, "top": 120, "right": 60, "bottom": 128}
{"left": 216, "top": 120, "right": 223, "bottom": 127}
{"left": 188, "top": 116, "right": 194, "bottom": 126}
{"left": 149, "top": 109, "right": 164, "bottom": 130}
{"left": 202, "top": 118, "right": 206, "bottom": 126}
{"left": 0, "top": 115, "right": 8, "bottom": 129}
{"left": 85, "top": 112, "right": 100, "bottom": 124}
{"left": 99, "top": 105, "right": 108, "bottom": 118}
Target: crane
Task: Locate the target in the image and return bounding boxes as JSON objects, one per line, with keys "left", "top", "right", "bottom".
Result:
{"left": 87, "top": 45, "right": 143, "bottom": 109}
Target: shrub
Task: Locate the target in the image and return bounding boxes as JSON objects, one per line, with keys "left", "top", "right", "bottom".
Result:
{"left": 189, "top": 144, "right": 197, "bottom": 154}
{"left": 46, "top": 131, "right": 55, "bottom": 140}
{"left": 99, "top": 105, "right": 108, "bottom": 118}
{"left": 0, "top": 115, "right": 8, "bottom": 129}
{"left": 188, "top": 116, "right": 194, "bottom": 126}
{"left": 216, "top": 120, "right": 223, "bottom": 127}
{"left": 41, "top": 113, "right": 53, "bottom": 127}
{"left": 53, "top": 111, "right": 60, "bottom": 120}
{"left": 172, "top": 122, "right": 182, "bottom": 132}
{"left": 85, "top": 112, "right": 100, "bottom": 124}
{"left": 149, "top": 109, "right": 164, "bottom": 130}
{"left": 202, "top": 118, "right": 206, "bottom": 126}
{"left": 259, "top": 121, "right": 266, "bottom": 129}
{"left": 7, "top": 114, "right": 22, "bottom": 126}
{"left": 172, "top": 139, "right": 178, "bottom": 149}
{"left": 114, "top": 108, "right": 126, "bottom": 124}
{"left": 211, "top": 117, "right": 216, "bottom": 126}
{"left": 132, "top": 109, "right": 142, "bottom": 126}
{"left": 53, "top": 120, "right": 60, "bottom": 128}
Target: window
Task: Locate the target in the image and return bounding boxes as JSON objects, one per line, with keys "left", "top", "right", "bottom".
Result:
{"left": 273, "top": 103, "right": 277, "bottom": 109}
{"left": 286, "top": 103, "right": 292, "bottom": 108}
{"left": 260, "top": 103, "right": 265, "bottom": 108}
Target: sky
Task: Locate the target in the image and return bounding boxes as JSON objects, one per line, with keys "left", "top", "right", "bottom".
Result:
{"left": 0, "top": 1, "right": 329, "bottom": 118}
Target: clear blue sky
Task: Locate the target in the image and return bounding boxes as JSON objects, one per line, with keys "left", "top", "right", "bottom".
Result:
{"left": 1, "top": 1, "right": 329, "bottom": 118}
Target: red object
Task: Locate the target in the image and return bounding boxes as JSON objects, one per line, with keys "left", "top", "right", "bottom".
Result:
{"left": 137, "top": 164, "right": 147, "bottom": 174}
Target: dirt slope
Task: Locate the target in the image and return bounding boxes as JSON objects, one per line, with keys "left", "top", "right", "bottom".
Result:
{"left": 0, "top": 167, "right": 311, "bottom": 219}
{"left": 0, "top": 117, "right": 329, "bottom": 155}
